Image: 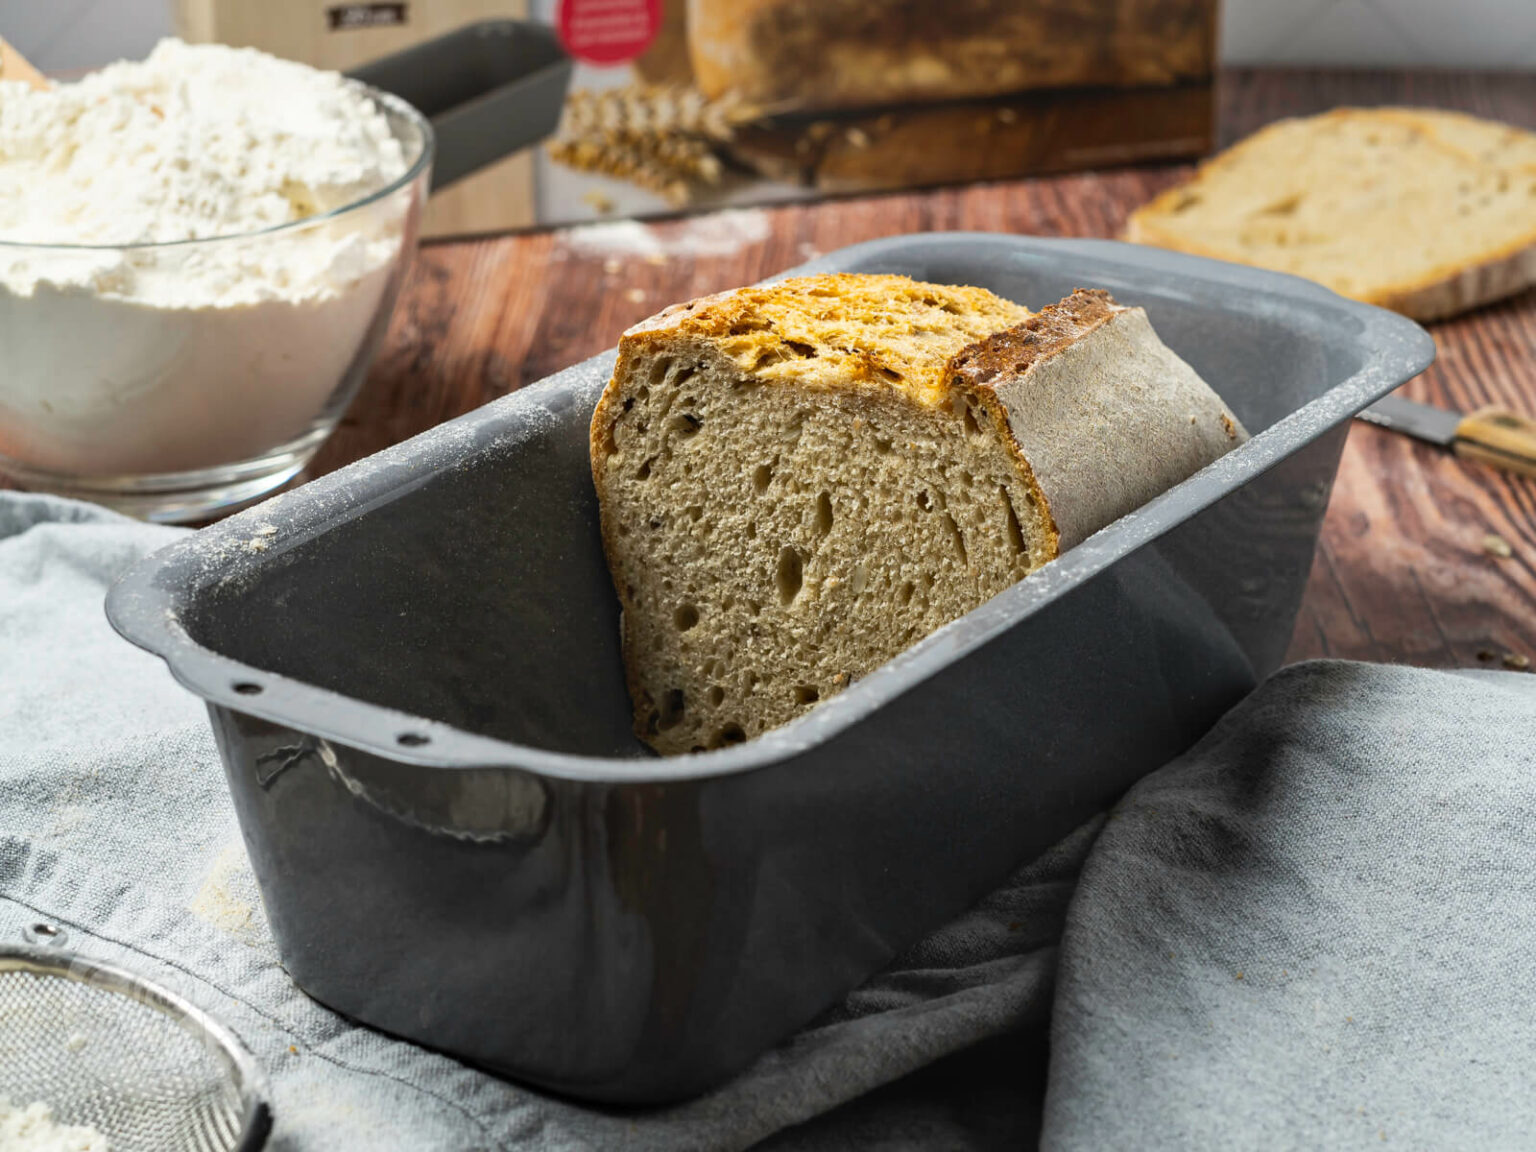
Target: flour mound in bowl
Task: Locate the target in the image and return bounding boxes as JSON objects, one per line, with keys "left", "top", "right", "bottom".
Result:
{"left": 0, "top": 37, "right": 405, "bottom": 249}
{"left": 0, "top": 39, "right": 417, "bottom": 478}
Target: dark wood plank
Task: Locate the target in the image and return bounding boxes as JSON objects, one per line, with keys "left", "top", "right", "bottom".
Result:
{"left": 312, "top": 161, "right": 1192, "bottom": 474}
{"left": 1243, "top": 69, "right": 1536, "bottom": 669}
{"left": 13, "top": 69, "right": 1536, "bottom": 673}
{"left": 1219, "top": 68, "right": 1536, "bottom": 144}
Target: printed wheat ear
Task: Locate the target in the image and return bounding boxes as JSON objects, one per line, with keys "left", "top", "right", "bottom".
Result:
{"left": 562, "top": 84, "right": 759, "bottom": 142}
{"left": 548, "top": 83, "right": 759, "bottom": 204}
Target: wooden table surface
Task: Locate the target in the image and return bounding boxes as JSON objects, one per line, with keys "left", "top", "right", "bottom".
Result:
{"left": 233, "top": 70, "right": 1536, "bottom": 670}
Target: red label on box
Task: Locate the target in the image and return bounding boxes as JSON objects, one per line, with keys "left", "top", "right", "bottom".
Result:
{"left": 556, "top": 0, "right": 660, "bottom": 65}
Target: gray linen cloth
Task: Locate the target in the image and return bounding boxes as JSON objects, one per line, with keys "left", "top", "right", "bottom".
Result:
{"left": 0, "top": 492, "right": 1070, "bottom": 1151}
{"left": 6, "top": 491, "right": 1535, "bottom": 1150}
{"left": 1043, "top": 660, "right": 1536, "bottom": 1149}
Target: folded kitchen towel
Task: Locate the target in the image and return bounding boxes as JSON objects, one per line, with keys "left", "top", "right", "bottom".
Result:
{"left": 1042, "top": 659, "right": 1536, "bottom": 1149}
{"left": 5, "top": 491, "right": 1535, "bottom": 1151}
{"left": 0, "top": 491, "right": 1074, "bottom": 1152}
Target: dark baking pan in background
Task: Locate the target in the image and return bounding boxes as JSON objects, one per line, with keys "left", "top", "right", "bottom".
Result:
{"left": 106, "top": 234, "right": 1435, "bottom": 1103}
{"left": 348, "top": 21, "right": 571, "bottom": 189}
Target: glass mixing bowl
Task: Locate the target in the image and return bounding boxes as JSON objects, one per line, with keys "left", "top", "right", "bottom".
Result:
{"left": 0, "top": 86, "right": 434, "bottom": 523}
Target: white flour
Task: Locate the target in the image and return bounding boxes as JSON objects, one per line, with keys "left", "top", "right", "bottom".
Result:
{"left": 0, "top": 1100, "right": 109, "bottom": 1152}
{"left": 0, "top": 38, "right": 404, "bottom": 244}
{"left": 0, "top": 40, "right": 414, "bottom": 477}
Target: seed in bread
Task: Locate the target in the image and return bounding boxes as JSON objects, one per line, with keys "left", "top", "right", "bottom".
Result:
{"left": 1126, "top": 107, "right": 1536, "bottom": 321}
{"left": 590, "top": 274, "right": 1245, "bottom": 755}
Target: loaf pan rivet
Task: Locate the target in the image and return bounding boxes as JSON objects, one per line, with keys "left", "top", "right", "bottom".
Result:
{"left": 23, "top": 922, "right": 68, "bottom": 947}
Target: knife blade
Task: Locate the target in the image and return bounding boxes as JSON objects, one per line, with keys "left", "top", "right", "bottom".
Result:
{"left": 1358, "top": 395, "right": 1536, "bottom": 479}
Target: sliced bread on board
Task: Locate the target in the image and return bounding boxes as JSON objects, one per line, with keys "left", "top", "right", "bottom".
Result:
{"left": 589, "top": 275, "right": 1246, "bottom": 754}
{"left": 1126, "top": 107, "right": 1536, "bottom": 321}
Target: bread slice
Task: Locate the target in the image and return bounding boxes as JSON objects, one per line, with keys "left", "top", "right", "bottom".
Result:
{"left": 590, "top": 275, "right": 1246, "bottom": 754}
{"left": 1126, "top": 107, "right": 1536, "bottom": 321}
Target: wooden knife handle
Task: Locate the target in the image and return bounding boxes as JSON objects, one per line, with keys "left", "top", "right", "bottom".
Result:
{"left": 1454, "top": 406, "right": 1536, "bottom": 479}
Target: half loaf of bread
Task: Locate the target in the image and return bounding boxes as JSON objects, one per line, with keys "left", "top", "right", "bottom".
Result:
{"left": 590, "top": 275, "right": 1246, "bottom": 754}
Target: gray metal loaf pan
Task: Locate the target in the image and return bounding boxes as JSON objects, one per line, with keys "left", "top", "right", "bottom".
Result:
{"left": 106, "top": 234, "right": 1434, "bottom": 1104}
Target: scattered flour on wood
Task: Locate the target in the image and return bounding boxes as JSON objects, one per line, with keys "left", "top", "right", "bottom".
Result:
{"left": 562, "top": 208, "right": 769, "bottom": 260}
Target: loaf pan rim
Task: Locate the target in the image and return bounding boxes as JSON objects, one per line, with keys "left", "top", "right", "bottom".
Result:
{"left": 105, "top": 234, "right": 1435, "bottom": 782}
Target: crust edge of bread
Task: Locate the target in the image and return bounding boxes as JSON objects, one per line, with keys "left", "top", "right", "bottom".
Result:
{"left": 943, "top": 291, "right": 1144, "bottom": 556}
{"left": 950, "top": 288, "right": 1245, "bottom": 549}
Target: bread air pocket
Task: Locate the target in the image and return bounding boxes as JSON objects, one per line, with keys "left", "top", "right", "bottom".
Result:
{"left": 590, "top": 275, "right": 1246, "bottom": 754}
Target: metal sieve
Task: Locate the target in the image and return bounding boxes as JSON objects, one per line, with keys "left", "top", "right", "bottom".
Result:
{"left": 0, "top": 926, "right": 271, "bottom": 1151}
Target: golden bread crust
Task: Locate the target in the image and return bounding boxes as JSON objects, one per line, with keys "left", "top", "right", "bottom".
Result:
{"left": 616, "top": 273, "right": 1030, "bottom": 403}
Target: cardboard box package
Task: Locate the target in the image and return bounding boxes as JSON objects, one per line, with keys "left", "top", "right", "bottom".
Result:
{"left": 178, "top": 0, "right": 1217, "bottom": 235}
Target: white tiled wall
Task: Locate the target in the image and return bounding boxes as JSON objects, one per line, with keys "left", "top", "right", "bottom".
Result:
{"left": 1223, "top": 0, "right": 1536, "bottom": 68}
{"left": 3, "top": 0, "right": 1534, "bottom": 74}
{"left": 2, "top": 0, "right": 172, "bottom": 75}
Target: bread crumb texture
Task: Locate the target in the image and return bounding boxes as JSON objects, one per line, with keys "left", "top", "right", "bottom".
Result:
{"left": 592, "top": 274, "right": 1243, "bottom": 754}
{"left": 1126, "top": 108, "right": 1536, "bottom": 320}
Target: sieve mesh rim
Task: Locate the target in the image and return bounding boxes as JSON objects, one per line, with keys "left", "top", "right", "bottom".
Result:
{"left": 0, "top": 943, "right": 273, "bottom": 1152}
